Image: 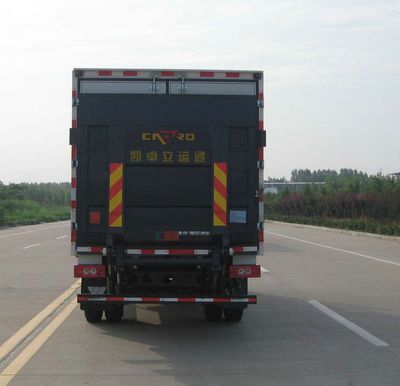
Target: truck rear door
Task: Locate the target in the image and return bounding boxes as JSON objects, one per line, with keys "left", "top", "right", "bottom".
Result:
{"left": 71, "top": 71, "right": 263, "bottom": 249}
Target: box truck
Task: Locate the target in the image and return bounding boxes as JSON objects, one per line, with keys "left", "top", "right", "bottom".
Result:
{"left": 70, "top": 68, "right": 265, "bottom": 323}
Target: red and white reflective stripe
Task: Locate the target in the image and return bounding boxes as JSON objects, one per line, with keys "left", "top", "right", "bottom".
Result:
{"left": 77, "top": 246, "right": 105, "bottom": 254}
{"left": 189, "top": 71, "right": 255, "bottom": 80}
{"left": 230, "top": 246, "right": 258, "bottom": 254}
{"left": 71, "top": 145, "right": 77, "bottom": 162}
{"left": 126, "top": 249, "right": 210, "bottom": 256}
{"left": 160, "top": 70, "right": 176, "bottom": 77}
{"left": 122, "top": 70, "right": 138, "bottom": 76}
{"left": 82, "top": 69, "right": 159, "bottom": 78}
{"left": 199, "top": 71, "right": 215, "bottom": 78}
{"left": 71, "top": 74, "right": 78, "bottom": 257}
{"left": 76, "top": 69, "right": 256, "bottom": 80}
{"left": 193, "top": 71, "right": 252, "bottom": 79}
{"left": 98, "top": 70, "right": 112, "bottom": 76}
{"left": 77, "top": 295, "right": 257, "bottom": 304}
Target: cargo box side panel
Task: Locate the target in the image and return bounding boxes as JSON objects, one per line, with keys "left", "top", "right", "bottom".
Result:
{"left": 228, "top": 126, "right": 258, "bottom": 244}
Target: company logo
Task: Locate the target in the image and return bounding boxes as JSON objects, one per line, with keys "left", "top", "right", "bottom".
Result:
{"left": 142, "top": 130, "right": 195, "bottom": 145}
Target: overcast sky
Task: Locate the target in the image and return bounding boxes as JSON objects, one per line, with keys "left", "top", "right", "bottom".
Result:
{"left": 0, "top": 0, "right": 399, "bottom": 182}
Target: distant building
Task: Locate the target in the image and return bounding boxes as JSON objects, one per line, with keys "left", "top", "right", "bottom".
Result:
{"left": 391, "top": 172, "right": 400, "bottom": 177}
{"left": 264, "top": 181, "right": 325, "bottom": 193}
{"left": 265, "top": 187, "right": 278, "bottom": 194}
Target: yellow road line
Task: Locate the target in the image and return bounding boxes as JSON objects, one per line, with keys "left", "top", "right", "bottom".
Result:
{"left": 0, "top": 299, "right": 78, "bottom": 385}
{"left": 0, "top": 280, "right": 80, "bottom": 364}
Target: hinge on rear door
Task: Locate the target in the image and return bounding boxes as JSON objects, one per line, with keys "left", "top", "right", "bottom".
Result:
{"left": 257, "top": 130, "right": 266, "bottom": 147}
{"left": 69, "top": 128, "right": 81, "bottom": 145}
{"left": 72, "top": 97, "right": 79, "bottom": 107}
{"left": 177, "top": 76, "right": 187, "bottom": 93}
{"left": 257, "top": 222, "right": 264, "bottom": 230}
{"left": 150, "top": 77, "right": 159, "bottom": 93}
{"left": 257, "top": 99, "right": 264, "bottom": 108}
{"left": 255, "top": 188, "right": 264, "bottom": 199}
{"left": 72, "top": 160, "right": 78, "bottom": 168}
{"left": 257, "top": 160, "right": 264, "bottom": 169}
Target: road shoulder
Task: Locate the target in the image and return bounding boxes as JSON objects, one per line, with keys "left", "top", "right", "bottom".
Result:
{"left": 266, "top": 220, "right": 400, "bottom": 243}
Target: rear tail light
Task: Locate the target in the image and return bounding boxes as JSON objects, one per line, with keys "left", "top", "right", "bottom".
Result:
{"left": 229, "top": 265, "right": 261, "bottom": 279}
{"left": 89, "top": 211, "right": 101, "bottom": 224}
{"left": 74, "top": 265, "right": 106, "bottom": 278}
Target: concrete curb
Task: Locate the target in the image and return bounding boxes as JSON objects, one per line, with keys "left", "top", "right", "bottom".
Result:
{"left": 265, "top": 220, "right": 400, "bottom": 243}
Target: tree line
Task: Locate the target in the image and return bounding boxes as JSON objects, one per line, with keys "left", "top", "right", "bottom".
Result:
{"left": 266, "top": 168, "right": 369, "bottom": 183}
{"left": 264, "top": 170, "right": 400, "bottom": 236}
{"left": 0, "top": 182, "right": 70, "bottom": 226}
{"left": 0, "top": 182, "right": 69, "bottom": 206}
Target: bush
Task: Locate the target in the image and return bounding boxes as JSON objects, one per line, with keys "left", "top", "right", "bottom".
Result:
{"left": 0, "top": 183, "right": 70, "bottom": 226}
{"left": 265, "top": 214, "right": 400, "bottom": 236}
{"left": 0, "top": 199, "right": 69, "bottom": 226}
{"left": 264, "top": 173, "right": 400, "bottom": 236}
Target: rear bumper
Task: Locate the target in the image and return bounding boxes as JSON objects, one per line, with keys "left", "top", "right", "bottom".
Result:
{"left": 77, "top": 294, "right": 257, "bottom": 305}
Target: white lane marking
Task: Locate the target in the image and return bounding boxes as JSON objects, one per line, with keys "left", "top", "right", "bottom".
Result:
{"left": 0, "top": 223, "right": 68, "bottom": 239}
{"left": 266, "top": 231, "right": 400, "bottom": 267}
{"left": 56, "top": 235, "right": 67, "bottom": 239}
{"left": 261, "top": 266, "right": 270, "bottom": 274}
{"left": 308, "top": 300, "right": 389, "bottom": 347}
{"left": 22, "top": 243, "right": 40, "bottom": 250}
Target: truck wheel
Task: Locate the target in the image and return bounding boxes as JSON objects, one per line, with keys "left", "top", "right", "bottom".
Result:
{"left": 203, "top": 305, "right": 223, "bottom": 322}
{"left": 84, "top": 309, "right": 103, "bottom": 323}
{"left": 224, "top": 308, "right": 243, "bottom": 322}
{"left": 105, "top": 305, "right": 124, "bottom": 322}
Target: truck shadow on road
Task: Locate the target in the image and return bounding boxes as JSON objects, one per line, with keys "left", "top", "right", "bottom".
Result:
{"left": 87, "top": 292, "right": 399, "bottom": 386}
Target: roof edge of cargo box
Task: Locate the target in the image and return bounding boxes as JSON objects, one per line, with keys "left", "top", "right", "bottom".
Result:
{"left": 72, "top": 68, "right": 263, "bottom": 80}
{"left": 73, "top": 68, "right": 263, "bottom": 74}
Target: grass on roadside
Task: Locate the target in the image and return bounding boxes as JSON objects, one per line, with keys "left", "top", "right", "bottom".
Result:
{"left": 0, "top": 199, "right": 69, "bottom": 226}
{"left": 265, "top": 214, "right": 400, "bottom": 237}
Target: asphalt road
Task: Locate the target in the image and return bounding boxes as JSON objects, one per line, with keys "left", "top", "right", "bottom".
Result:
{"left": 0, "top": 221, "right": 400, "bottom": 385}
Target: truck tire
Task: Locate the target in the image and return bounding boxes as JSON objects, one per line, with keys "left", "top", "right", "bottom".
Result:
{"left": 105, "top": 305, "right": 124, "bottom": 322}
{"left": 84, "top": 309, "right": 103, "bottom": 323}
{"left": 224, "top": 308, "right": 243, "bottom": 322}
{"left": 203, "top": 305, "right": 223, "bottom": 322}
